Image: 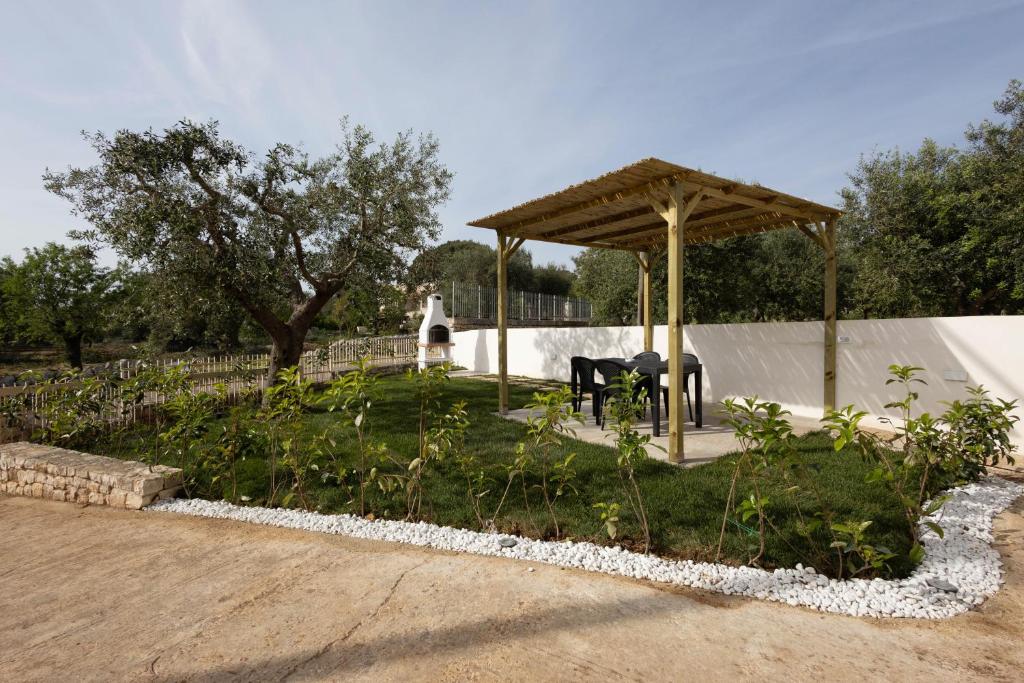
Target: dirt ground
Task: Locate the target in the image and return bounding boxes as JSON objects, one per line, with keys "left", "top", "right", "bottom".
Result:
{"left": 1, "top": 493, "right": 1022, "bottom": 682}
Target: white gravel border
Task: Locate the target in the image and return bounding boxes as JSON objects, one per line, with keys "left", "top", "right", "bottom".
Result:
{"left": 148, "top": 475, "right": 1022, "bottom": 619}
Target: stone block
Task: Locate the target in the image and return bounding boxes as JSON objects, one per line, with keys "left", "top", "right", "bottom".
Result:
{"left": 107, "top": 490, "right": 127, "bottom": 508}
{"left": 133, "top": 477, "right": 164, "bottom": 497}
{"left": 0, "top": 442, "right": 182, "bottom": 510}
{"left": 124, "top": 492, "right": 147, "bottom": 509}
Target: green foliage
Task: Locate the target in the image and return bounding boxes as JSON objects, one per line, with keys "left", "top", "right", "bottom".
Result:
{"left": 830, "top": 520, "right": 896, "bottom": 578}
{"left": 320, "top": 284, "right": 409, "bottom": 336}
{"left": 593, "top": 501, "right": 621, "bottom": 540}
{"left": 941, "top": 385, "right": 1019, "bottom": 481}
{"left": 571, "top": 231, "right": 836, "bottom": 326}
{"left": 531, "top": 263, "right": 575, "bottom": 296}
{"left": 364, "top": 363, "right": 460, "bottom": 521}
{"left": 601, "top": 370, "right": 658, "bottom": 552}
{"left": 2, "top": 243, "right": 115, "bottom": 368}
{"left": 203, "top": 405, "right": 267, "bottom": 503}
{"left": 260, "top": 366, "right": 315, "bottom": 507}
{"left": 516, "top": 385, "right": 584, "bottom": 538}
{"left": 32, "top": 371, "right": 113, "bottom": 449}
{"left": 840, "top": 79, "right": 1024, "bottom": 317}
{"left": 19, "top": 372, "right": 951, "bottom": 578}
{"left": 822, "top": 364, "right": 1019, "bottom": 566}
{"left": 159, "top": 384, "right": 220, "bottom": 494}
{"left": 405, "top": 239, "right": 536, "bottom": 291}
{"left": 322, "top": 357, "right": 381, "bottom": 515}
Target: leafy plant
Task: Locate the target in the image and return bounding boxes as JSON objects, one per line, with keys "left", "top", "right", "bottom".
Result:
{"left": 516, "top": 385, "right": 583, "bottom": 539}
{"left": 260, "top": 366, "right": 314, "bottom": 507}
{"left": 322, "top": 357, "right": 382, "bottom": 515}
{"left": 822, "top": 364, "right": 1019, "bottom": 568}
{"left": 32, "top": 370, "right": 111, "bottom": 448}
{"left": 601, "top": 370, "right": 657, "bottom": 552}
{"left": 830, "top": 521, "right": 896, "bottom": 578}
{"left": 941, "top": 385, "right": 1019, "bottom": 481}
{"left": 593, "top": 501, "right": 621, "bottom": 540}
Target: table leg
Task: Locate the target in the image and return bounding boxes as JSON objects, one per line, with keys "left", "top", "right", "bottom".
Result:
{"left": 651, "top": 370, "right": 661, "bottom": 437}
{"left": 695, "top": 368, "right": 703, "bottom": 428}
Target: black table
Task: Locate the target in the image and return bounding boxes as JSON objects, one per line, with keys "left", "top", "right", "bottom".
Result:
{"left": 571, "top": 358, "right": 702, "bottom": 436}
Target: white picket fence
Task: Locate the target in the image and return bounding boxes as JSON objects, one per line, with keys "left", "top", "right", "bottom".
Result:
{"left": 0, "top": 335, "right": 418, "bottom": 437}
{"left": 110, "top": 334, "right": 419, "bottom": 387}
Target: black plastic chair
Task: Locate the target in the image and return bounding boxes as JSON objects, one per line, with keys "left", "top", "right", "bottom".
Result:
{"left": 594, "top": 359, "right": 669, "bottom": 429}
{"left": 570, "top": 356, "right": 604, "bottom": 419}
{"left": 631, "top": 351, "right": 661, "bottom": 362}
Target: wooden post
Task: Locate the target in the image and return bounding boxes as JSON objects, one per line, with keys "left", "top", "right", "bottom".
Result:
{"left": 632, "top": 250, "right": 654, "bottom": 351}
{"left": 666, "top": 189, "right": 685, "bottom": 463}
{"left": 497, "top": 232, "right": 509, "bottom": 414}
{"left": 636, "top": 259, "right": 644, "bottom": 326}
{"left": 823, "top": 219, "right": 837, "bottom": 412}
{"left": 652, "top": 187, "right": 703, "bottom": 464}
{"left": 638, "top": 251, "right": 653, "bottom": 352}
{"left": 496, "top": 234, "right": 525, "bottom": 415}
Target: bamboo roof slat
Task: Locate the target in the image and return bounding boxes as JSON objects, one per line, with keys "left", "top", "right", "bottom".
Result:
{"left": 468, "top": 158, "right": 841, "bottom": 250}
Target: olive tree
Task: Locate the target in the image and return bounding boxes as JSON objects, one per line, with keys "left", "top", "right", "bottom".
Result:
{"left": 45, "top": 119, "right": 452, "bottom": 379}
{"left": 3, "top": 243, "right": 113, "bottom": 368}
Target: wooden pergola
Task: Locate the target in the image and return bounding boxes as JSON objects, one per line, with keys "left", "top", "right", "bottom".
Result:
{"left": 468, "top": 158, "right": 842, "bottom": 463}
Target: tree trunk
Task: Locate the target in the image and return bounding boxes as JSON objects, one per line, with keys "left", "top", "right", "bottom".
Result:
{"left": 267, "top": 328, "right": 305, "bottom": 385}
{"left": 63, "top": 333, "right": 84, "bottom": 370}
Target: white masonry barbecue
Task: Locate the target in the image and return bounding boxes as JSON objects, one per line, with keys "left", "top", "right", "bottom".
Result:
{"left": 417, "top": 293, "right": 453, "bottom": 369}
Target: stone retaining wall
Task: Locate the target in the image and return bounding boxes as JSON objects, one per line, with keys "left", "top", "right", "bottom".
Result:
{"left": 0, "top": 442, "right": 182, "bottom": 509}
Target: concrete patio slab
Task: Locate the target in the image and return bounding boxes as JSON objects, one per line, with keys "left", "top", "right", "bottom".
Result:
{"left": 502, "top": 399, "right": 825, "bottom": 467}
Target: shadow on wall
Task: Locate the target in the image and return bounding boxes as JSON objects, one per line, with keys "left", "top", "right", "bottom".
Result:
{"left": 836, "top": 317, "right": 1024, "bottom": 442}
{"left": 452, "top": 316, "right": 1024, "bottom": 444}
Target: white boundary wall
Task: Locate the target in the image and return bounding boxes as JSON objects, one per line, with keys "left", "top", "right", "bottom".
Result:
{"left": 451, "top": 316, "right": 1024, "bottom": 444}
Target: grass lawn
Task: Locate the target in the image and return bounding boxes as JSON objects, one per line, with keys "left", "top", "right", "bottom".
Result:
{"left": 95, "top": 375, "right": 915, "bottom": 577}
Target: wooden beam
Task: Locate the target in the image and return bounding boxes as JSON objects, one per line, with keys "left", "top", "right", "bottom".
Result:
{"left": 647, "top": 196, "right": 669, "bottom": 218}
{"left": 614, "top": 211, "right": 789, "bottom": 249}
{"left": 540, "top": 204, "right": 771, "bottom": 244}
{"left": 796, "top": 221, "right": 826, "bottom": 249}
{"left": 496, "top": 174, "right": 680, "bottom": 231}
{"left": 823, "top": 219, "right": 837, "bottom": 413}
{"left": 538, "top": 206, "right": 657, "bottom": 239}
{"left": 667, "top": 183, "right": 692, "bottom": 463}
{"left": 497, "top": 232, "right": 510, "bottom": 415}
{"left": 687, "top": 182, "right": 823, "bottom": 222}
{"left": 505, "top": 236, "right": 526, "bottom": 258}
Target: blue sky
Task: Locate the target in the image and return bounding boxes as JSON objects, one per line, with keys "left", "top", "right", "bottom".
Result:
{"left": 1, "top": 0, "right": 1022, "bottom": 268}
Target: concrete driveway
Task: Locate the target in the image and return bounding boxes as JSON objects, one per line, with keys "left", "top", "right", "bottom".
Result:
{"left": 1, "top": 494, "right": 1023, "bottom": 682}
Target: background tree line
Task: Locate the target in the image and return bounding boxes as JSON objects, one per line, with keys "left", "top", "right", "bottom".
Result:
{"left": 573, "top": 80, "right": 1024, "bottom": 325}
{"left": 2, "top": 80, "right": 1020, "bottom": 370}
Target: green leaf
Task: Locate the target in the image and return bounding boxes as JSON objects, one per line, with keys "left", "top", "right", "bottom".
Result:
{"left": 909, "top": 543, "right": 925, "bottom": 565}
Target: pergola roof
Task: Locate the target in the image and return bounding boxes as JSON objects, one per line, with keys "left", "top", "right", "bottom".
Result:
{"left": 468, "top": 158, "right": 841, "bottom": 251}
